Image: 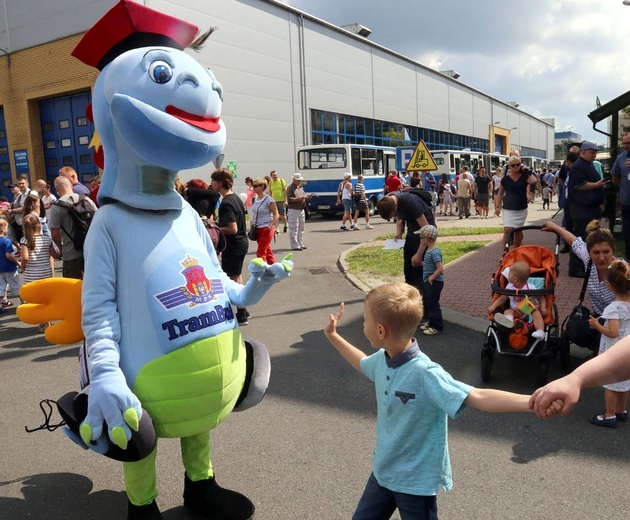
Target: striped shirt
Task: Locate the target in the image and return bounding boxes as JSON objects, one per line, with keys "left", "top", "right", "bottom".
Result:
{"left": 20, "top": 234, "right": 52, "bottom": 283}
{"left": 354, "top": 182, "right": 366, "bottom": 200}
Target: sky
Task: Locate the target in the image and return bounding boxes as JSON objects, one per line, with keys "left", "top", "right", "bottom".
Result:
{"left": 276, "top": 0, "right": 630, "bottom": 145}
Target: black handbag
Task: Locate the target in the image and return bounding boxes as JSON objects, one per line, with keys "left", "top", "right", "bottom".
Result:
{"left": 562, "top": 260, "right": 601, "bottom": 350}
{"left": 248, "top": 196, "right": 267, "bottom": 241}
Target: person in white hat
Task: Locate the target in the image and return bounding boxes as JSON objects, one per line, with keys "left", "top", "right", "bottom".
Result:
{"left": 286, "top": 173, "right": 313, "bottom": 250}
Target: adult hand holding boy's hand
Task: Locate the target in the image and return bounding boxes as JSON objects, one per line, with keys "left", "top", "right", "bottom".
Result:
{"left": 324, "top": 302, "right": 345, "bottom": 338}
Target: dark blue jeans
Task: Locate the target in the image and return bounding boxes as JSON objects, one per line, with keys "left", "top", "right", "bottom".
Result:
{"left": 423, "top": 279, "right": 444, "bottom": 331}
{"left": 353, "top": 473, "right": 438, "bottom": 520}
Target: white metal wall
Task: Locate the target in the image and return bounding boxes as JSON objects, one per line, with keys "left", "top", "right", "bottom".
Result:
{"left": 0, "top": 0, "right": 555, "bottom": 187}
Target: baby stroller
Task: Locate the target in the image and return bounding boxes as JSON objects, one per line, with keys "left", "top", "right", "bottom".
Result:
{"left": 481, "top": 226, "right": 561, "bottom": 386}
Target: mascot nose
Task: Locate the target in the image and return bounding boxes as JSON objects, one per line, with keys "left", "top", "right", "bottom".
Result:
{"left": 176, "top": 71, "right": 200, "bottom": 88}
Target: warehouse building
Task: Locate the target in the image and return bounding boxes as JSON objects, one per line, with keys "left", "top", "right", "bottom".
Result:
{"left": 0, "top": 0, "right": 554, "bottom": 198}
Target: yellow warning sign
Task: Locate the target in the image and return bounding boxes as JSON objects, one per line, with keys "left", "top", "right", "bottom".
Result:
{"left": 405, "top": 140, "right": 438, "bottom": 172}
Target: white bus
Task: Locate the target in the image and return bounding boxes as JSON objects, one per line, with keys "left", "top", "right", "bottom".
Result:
{"left": 429, "top": 149, "right": 485, "bottom": 180}
{"left": 521, "top": 156, "right": 548, "bottom": 172}
{"left": 296, "top": 144, "right": 396, "bottom": 216}
{"left": 484, "top": 153, "right": 509, "bottom": 173}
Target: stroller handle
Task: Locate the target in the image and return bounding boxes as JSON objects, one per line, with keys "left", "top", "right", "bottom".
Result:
{"left": 503, "top": 225, "right": 563, "bottom": 274}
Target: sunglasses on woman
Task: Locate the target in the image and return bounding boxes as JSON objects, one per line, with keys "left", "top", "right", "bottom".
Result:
{"left": 253, "top": 184, "right": 263, "bottom": 187}
{"left": 509, "top": 163, "right": 521, "bottom": 167}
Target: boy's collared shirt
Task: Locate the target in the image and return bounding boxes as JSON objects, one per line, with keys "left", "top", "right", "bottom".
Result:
{"left": 360, "top": 339, "right": 471, "bottom": 496}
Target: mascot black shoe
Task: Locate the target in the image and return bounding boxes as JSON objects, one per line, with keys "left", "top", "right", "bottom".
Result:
{"left": 183, "top": 474, "right": 255, "bottom": 520}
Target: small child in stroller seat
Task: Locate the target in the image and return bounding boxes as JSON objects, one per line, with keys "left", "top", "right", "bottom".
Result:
{"left": 487, "top": 261, "right": 547, "bottom": 340}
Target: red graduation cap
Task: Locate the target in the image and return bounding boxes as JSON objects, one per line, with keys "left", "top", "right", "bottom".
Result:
{"left": 72, "top": 0, "right": 199, "bottom": 70}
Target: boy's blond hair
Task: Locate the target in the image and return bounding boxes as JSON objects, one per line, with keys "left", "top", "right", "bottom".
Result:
{"left": 510, "top": 261, "right": 531, "bottom": 284}
{"left": 0, "top": 219, "right": 7, "bottom": 233}
{"left": 365, "top": 282, "right": 423, "bottom": 340}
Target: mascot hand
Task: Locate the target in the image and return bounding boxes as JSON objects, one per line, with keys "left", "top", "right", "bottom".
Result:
{"left": 17, "top": 278, "right": 84, "bottom": 344}
{"left": 248, "top": 253, "right": 293, "bottom": 282}
{"left": 234, "top": 254, "right": 293, "bottom": 307}
{"left": 79, "top": 341, "right": 142, "bottom": 450}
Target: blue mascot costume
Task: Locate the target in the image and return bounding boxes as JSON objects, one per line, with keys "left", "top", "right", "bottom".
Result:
{"left": 18, "top": 1, "right": 292, "bottom": 518}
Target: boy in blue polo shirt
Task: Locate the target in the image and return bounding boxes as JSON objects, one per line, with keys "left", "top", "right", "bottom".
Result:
{"left": 324, "top": 282, "right": 533, "bottom": 519}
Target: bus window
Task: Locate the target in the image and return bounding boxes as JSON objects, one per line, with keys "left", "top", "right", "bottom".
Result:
{"left": 360, "top": 148, "right": 377, "bottom": 175}
{"left": 298, "top": 148, "right": 346, "bottom": 169}
{"left": 384, "top": 152, "right": 396, "bottom": 175}
{"left": 351, "top": 148, "right": 361, "bottom": 176}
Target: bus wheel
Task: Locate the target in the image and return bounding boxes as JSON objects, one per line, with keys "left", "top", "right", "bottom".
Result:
{"left": 368, "top": 198, "right": 377, "bottom": 216}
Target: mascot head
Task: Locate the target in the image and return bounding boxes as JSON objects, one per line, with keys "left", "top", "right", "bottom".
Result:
{"left": 72, "top": 0, "right": 226, "bottom": 209}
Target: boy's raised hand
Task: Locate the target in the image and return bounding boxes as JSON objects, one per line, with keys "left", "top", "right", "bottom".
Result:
{"left": 324, "top": 302, "right": 345, "bottom": 337}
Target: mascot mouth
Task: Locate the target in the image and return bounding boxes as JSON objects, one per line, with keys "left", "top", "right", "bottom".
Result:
{"left": 165, "top": 105, "right": 221, "bottom": 133}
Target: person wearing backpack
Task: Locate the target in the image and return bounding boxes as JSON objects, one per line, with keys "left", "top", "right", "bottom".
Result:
{"left": 49, "top": 176, "right": 98, "bottom": 279}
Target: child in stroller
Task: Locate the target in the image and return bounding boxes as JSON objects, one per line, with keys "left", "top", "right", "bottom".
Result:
{"left": 488, "top": 261, "right": 547, "bottom": 340}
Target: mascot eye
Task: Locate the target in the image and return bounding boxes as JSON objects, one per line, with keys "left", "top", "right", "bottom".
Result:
{"left": 149, "top": 61, "right": 173, "bottom": 84}
{"left": 213, "top": 81, "right": 224, "bottom": 102}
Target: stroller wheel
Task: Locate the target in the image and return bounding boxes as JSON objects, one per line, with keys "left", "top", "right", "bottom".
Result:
{"left": 538, "top": 357, "right": 549, "bottom": 387}
{"left": 558, "top": 333, "right": 571, "bottom": 370}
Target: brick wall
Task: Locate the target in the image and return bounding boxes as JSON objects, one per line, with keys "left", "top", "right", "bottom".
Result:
{"left": 0, "top": 34, "right": 96, "bottom": 186}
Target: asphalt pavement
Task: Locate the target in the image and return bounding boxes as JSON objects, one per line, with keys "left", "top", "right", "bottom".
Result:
{"left": 1, "top": 200, "right": 629, "bottom": 520}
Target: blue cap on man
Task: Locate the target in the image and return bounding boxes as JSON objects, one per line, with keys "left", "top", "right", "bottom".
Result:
{"left": 579, "top": 141, "right": 600, "bottom": 151}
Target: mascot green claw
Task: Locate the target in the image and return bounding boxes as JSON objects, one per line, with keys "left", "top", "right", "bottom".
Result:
{"left": 251, "top": 258, "right": 265, "bottom": 268}
{"left": 111, "top": 427, "right": 128, "bottom": 450}
{"left": 80, "top": 423, "right": 92, "bottom": 447}
{"left": 124, "top": 408, "right": 140, "bottom": 432}
{"left": 281, "top": 254, "right": 293, "bottom": 272}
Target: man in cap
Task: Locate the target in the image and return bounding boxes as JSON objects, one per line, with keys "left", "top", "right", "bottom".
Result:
{"left": 286, "top": 173, "right": 313, "bottom": 250}
{"left": 567, "top": 141, "right": 608, "bottom": 277}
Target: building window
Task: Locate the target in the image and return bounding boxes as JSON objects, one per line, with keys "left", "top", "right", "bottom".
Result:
{"left": 80, "top": 154, "right": 92, "bottom": 164}
{"left": 48, "top": 158, "right": 58, "bottom": 167}
{"left": 0, "top": 130, "right": 5, "bottom": 138}
{"left": 0, "top": 162, "right": 8, "bottom": 171}
{"left": 63, "top": 156, "right": 73, "bottom": 165}
{"left": 78, "top": 136, "right": 90, "bottom": 146}
{"left": 0, "top": 146, "right": 6, "bottom": 155}
{"left": 43, "top": 122, "right": 54, "bottom": 132}
{"left": 46, "top": 141, "right": 56, "bottom": 149}
{"left": 61, "top": 138, "right": 72, "bottom": 148}
{"left": 59, "top": 119, "right": 70, "bottom": 130}
{"left": 76, "top": 116, "right": 88, "bottom": 127}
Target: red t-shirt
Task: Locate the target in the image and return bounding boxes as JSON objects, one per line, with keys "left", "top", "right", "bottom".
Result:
{"left": 385, "top": 176, "right": 403, "bottom": 193}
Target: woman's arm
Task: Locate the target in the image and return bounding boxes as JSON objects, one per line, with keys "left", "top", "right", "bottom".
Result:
{"left": 541, "top": 221, "right": 576, "bottom": 246}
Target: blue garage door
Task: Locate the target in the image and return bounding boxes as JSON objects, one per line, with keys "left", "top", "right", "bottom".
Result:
{"left": 0, "top": 108, "right": 11, "bottom": 200}
{"left": 40, "top": 93, "right": 98, "bottom": 186}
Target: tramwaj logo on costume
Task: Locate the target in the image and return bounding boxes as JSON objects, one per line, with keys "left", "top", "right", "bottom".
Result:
{"left": 155, "top": 255, "right": 224, "bottom": 309}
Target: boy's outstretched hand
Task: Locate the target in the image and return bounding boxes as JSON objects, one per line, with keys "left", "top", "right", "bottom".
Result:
{"left": 324, "top": 302, "right": 345, "bottom": 337}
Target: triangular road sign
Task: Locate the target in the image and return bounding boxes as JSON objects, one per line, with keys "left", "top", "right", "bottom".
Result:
{"left": 405, "top": 140, "right": 437, "bottom": 172}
